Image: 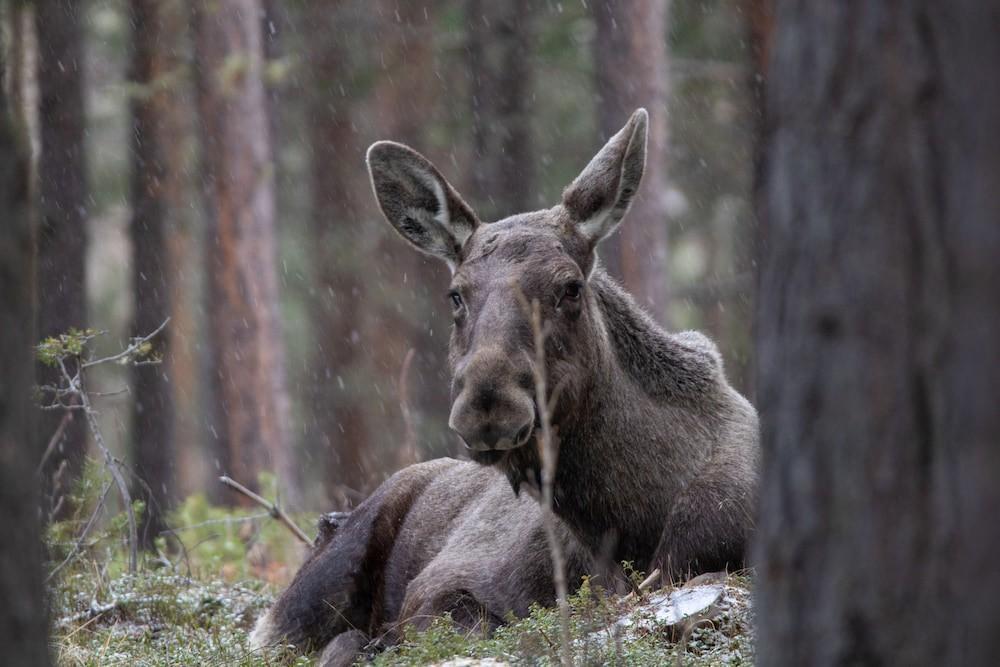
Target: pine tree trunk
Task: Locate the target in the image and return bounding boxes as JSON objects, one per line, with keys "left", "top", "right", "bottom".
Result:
{"left": 0, "top": 23, "right": 52, "bottom": 665}
{"left": 591, "top": 0, "right": 668, "bottom": 321}
{"left": 194, "top": 0, "right": 298, "bottom": 505}
{"left": 466, "top": 0, "right": 535, "bottom": 220}
{"left": 592, "top": 0, "right": 670, "bottom": 321}
{"left": 371, "top": 0, "right": 453, "bottom": 468}
{"left": 305, "top": 4, "right": 372, "bottom": 506}
{"left": 35, "top": 0, "right": 88, "bottom": 512}
{"left": 128, "top": 0, "right": 192, "bottom": 544}
{"left": 755, "top": 3, "right": 1000, "bottom": 664}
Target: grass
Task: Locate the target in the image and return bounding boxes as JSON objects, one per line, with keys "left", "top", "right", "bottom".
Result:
{"left": 49, "top": 466, "right": 754, "bottom": 666}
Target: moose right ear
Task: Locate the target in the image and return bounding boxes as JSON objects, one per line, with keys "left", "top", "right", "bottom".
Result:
{"left": 366, "top": 141, "right": 480, "bottom": 270}
{"left": 562, "top": 108, "right": 648, "bottom": 247}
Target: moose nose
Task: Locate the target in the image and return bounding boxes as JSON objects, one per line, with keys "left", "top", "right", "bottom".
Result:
{"left": 449, "top": 376, "right": 535, "bottom": 452}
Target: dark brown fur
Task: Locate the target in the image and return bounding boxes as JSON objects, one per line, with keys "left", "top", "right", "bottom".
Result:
{"left": 251, "top": 460, "right": 592, "bottom": 664}
{"left": 255, "top": 109, "right": 758, "bottom": 663}
{"left": 367, "top": 109, "right": 759, "bottom": 579}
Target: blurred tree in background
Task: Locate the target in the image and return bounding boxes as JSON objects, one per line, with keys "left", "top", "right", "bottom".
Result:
{"left": 35, "top": 0, "right": 88, "bottom": 516}
{"left": 0, "top": 4, "right": 51, "bottom": 660}
{"left": 9, "top": 0, "right": 757, "bottom": 516}
{"left": 194, "top": 0, "right": 297, "bottom": 506}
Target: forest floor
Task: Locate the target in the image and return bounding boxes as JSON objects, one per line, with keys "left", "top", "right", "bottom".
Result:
{"left": 49, "top": 470, "right": 754, "bottom": 666}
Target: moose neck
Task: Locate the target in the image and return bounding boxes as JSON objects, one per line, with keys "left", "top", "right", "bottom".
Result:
{"left": 512, "top": 268, "right": 725, "bottom": 569}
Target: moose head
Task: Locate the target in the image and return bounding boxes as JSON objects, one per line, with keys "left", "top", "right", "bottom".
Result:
{"left": 367, "top": 109, "right": 648, "bottom": 455}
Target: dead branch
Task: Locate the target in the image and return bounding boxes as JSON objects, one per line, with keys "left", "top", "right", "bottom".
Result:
{"left": 397, "top": 347, "right": 418, "bottom": 467}
{"left": 37, "top": 407, "right": 74, "bottom": 475}
{"left": 218, "top": 475, "right": 311, "bottom": 546}
{"left": 55, "top": 356, "right": 139, "bottom": 573}
{"left": 623, "top": 568, "right": 662, "bottom": 603}
{"left": 46, "top": 481, "right": 112, "bottom": 583}
{"left": 80, "top": 317, "right": 169, "bottom": 369}
{"left": 523, "top": 294, "right": 573, "bottom": 667}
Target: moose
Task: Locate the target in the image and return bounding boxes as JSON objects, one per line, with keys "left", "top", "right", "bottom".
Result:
{"left": 252, "top": 109, "right": 759, "bottom": 664}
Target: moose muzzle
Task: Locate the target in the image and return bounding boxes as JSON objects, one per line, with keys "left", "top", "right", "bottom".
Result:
{"left": 448, "top": 348, "right": 536, "bottom": 451}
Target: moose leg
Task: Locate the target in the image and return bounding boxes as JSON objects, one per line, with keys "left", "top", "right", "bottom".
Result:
{"left": 317, "top": 629, "right": 370, "bottom": 667}
{"left": 398, "top": 575, "right": 504, "bottom": 639}
{"left": 653, "top": 464, "right": 755, "bottom": 582}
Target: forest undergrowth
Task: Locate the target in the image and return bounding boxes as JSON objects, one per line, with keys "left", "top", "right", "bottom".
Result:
{"left": 49, "top": 467, "right": 754, "bottom": 666}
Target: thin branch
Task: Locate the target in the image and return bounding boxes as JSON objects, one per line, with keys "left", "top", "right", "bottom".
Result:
{"left": 36, "top": 408, "right": 74, "bottom": 475}
{"left": 161, "top": 512, "right": 271, "bottom": 534}
{"left": 57, "top": 356, "right": 138, "bottom": 573}
{"left": 520, "top": 293, "right": 573, "bottom": 667}
{"left": 218, "top": 476, "right": 311, "bottom": 546}
{"left": 46, "top": 481, "right": 112, "bottom": 583}
{"left": 397, "top": 347, "right": 418, "bottom": 467}
{"left": 81, "top": 317, "right": 169, "bottom": 369}
{"left": 623, "top": 568, "right": 662, "bottom": 603}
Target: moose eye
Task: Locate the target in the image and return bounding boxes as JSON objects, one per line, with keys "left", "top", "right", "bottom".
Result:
{"left": 562, "top": 282, "right": 582, "bottom": 301}
{"left": 448, "top": 290, "right": 464, "bottom": 312}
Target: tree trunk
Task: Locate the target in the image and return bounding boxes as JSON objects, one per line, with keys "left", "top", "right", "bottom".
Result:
{"left": 35, "top": 0, "right": 88, "bottom": 512}
{"left": 591, "top": 0, "right": 670, "bottom": 321}
{"left": 755, "top": 3, "right": 1000, "bottom": 664}
{"left": 465, "top": 0, "right": 535, "bottom": 220}
{"left": 0, "top": 22, "right": 52, "bottom": 664}
{"left": 371, "top": 0, "right": 453, "bottom": 468}
{"left": 194, "top": 0, "right": 298, "bottom": 506}
{"left": 305, "top": 3, "right": 373, "bottom": 507}
{"left": 128, "top": 0, "right": 191, "bottom": 544}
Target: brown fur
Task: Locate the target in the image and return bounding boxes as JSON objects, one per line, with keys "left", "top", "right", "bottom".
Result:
{"left": 255, "top": 109, "right": 758, "bottom": 662}
{"left": 251, "top": 460, "right": 592, "bottom": 662}
{"left": 367, "top": 108, "right": 759, "bottom": 579}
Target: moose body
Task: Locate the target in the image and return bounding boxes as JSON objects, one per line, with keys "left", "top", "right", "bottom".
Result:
{"left": 253, "top": 109, "right": 758, "bottom": 662}
{"left": 252, "top": 459, "right": 591, "bottom": 665}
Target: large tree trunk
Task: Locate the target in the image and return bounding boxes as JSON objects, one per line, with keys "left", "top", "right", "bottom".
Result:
{"left": 591, "top": 0, "right": 670, "bottom": 320}
{"left": 128, "top": 0, "right": 191, "bottom": 544}
{"left": 370, "top": 0, "right": 453, "bottom": 469}
{"left": 194, "top": 0, "right": 298, "bottom": 505}
{"left": 305, "top": 3, "right": 373, "bottom": 507}
{"left": 465, "top": 0, "right": 535, "bottom": 220}
{"left": 755, "top": 3, "right": 1000, "bottom": 665}
{"left": 35, "top": 0, "right": 88, "bottom": 512}
{"left": 0, "top": 23, "right": 52, "bottom": 665}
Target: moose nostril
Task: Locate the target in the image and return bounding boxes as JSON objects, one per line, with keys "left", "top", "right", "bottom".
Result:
{"left": 480, "top": 427, "right": 499, "bottom": 449}
{"left": 515, "top": 423, "right": 533, "bottom": 445}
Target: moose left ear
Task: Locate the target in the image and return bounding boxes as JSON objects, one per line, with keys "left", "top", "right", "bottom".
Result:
{"left": 367, "top": 141, "right": 480, "bottom": 271}
{"left": 561, "top": 108, "right": 648, "bottom": 245}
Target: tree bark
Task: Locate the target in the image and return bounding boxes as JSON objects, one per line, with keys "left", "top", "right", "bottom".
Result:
{"left": 35, "top": 0, "right": 88, "bottom": 511}
{"left": 755, "top": 2, "right": 1000, "bottom": 664}
{"left": 465, "top": 0, "right": 535, "bottom": 220}
{"left": 591, "top": 0, "right": 670, "bottom": 321}
{"left": 305, "top": 3, "right": 373, "bottom": 506}
{"left": 194, "top": 0, "right": 298, "bottom": 506}
{"left": 128, "top": 0, "right": 191, "bottom": 544}
{"left": 371, "top": 0, "right": 453, "bottom": 468}
{"left": 0, "top": 21, "right": 53, "bottom": 664}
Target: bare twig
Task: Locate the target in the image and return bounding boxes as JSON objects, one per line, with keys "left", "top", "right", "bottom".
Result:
{"left": 37, "top": 407, "right": 74, "bottom": 475}
{"left": 46, "top": 481, "right": 112, "bottom": 583}
{"left": 218, "top": 475, "right": 311, "bottom": 545}
{"left": 397, "top": 348, "right": 418, "bottom": 467}
{"left": 522, "top": 294, "right": 573, "bottom": 667}
{"left": 55, "top": 356, "right": 139, "bottom": 573}
{"left": 161, "top": 512, "right": 271, "bottom": 534}
{"left": 623, "top": 568, "right": 662, "bottom": 603}
{"left": 81, "top": 317, "right": 169, "bottom": 369}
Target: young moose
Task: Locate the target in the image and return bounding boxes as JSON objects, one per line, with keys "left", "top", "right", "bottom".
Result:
{"left": 253, "top": 110, "right": 758, "bottom": 663}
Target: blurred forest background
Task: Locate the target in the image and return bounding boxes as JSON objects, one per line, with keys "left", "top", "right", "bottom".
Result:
{"left": 4, "top": 0, "right": 762, "bottom": 525}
